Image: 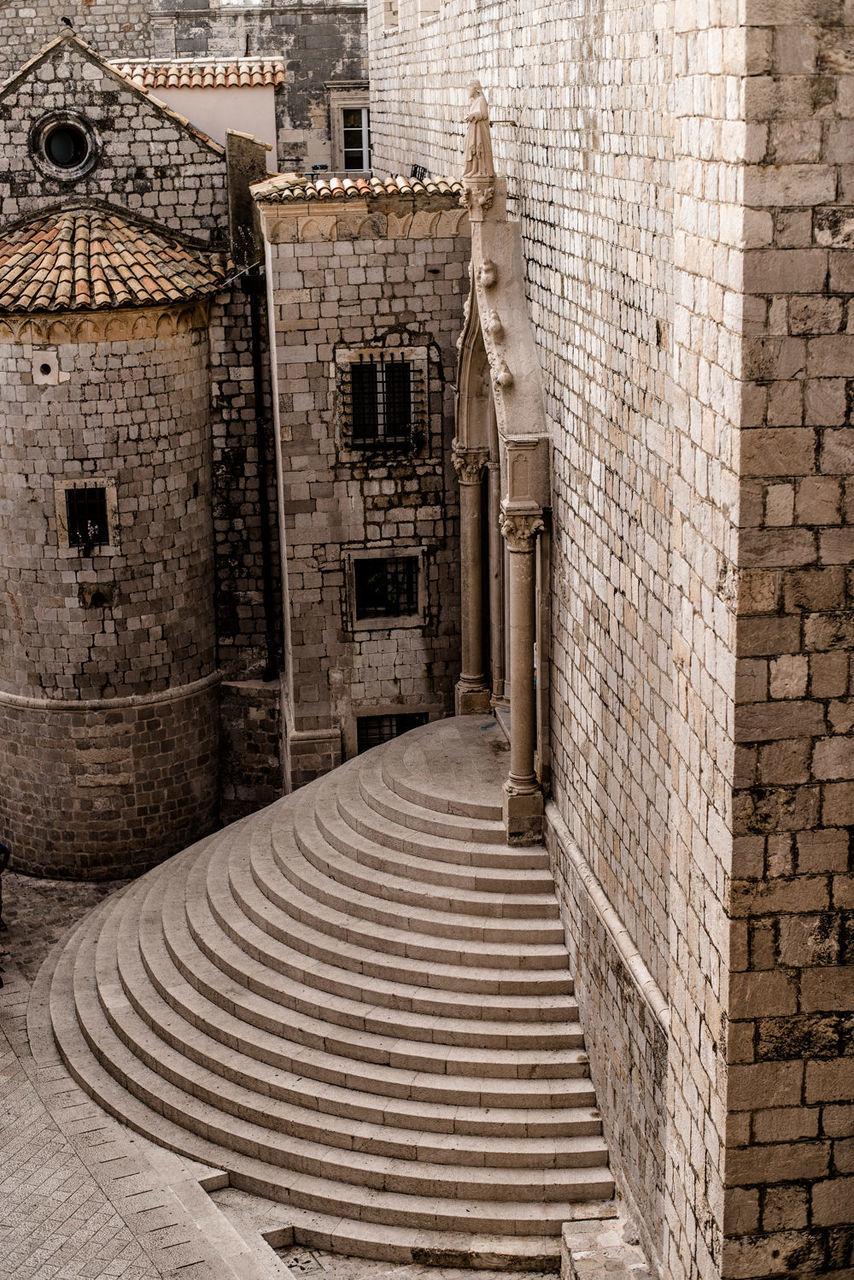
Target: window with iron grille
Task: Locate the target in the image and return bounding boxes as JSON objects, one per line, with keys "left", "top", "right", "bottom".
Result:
{"left": 339, "top": 349, "right": 428, "bottom": 453}
{"left": 65, "top": 485, "right": 109, "bottom": 552}
{"left": 357, "top": 712, "right": 428, "bottom": 753}
{"left": 353, "top": 556, "right": 419, "bottom": 620}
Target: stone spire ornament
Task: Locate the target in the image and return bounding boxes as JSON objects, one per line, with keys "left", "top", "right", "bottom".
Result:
{"left": 460, "top": 80, "right": 495, "bottom": 218}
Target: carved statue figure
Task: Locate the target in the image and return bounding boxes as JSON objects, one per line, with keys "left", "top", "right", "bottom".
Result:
{"left": 463, "top": 80, "right": 495, "bottom": 180}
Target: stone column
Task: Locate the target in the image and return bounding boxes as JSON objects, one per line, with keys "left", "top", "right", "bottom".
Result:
{"left": 453, "top": 441, "right": 491, "bottom": 714}
{"left": 499, "top": 506, "right": 544, "bottom": 844}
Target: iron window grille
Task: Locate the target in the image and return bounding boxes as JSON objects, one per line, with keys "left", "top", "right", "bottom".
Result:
{"left": 357, "top": 712, "right": 428, "bottom": 753}
{"left": 65, "top": 485, "right": 109, "bottom": 553}
{"left": 342, "top": 351, "right": 427, "bottom": 451}
{"left": 353, "top": 556, "right": 419, "bottom": 620}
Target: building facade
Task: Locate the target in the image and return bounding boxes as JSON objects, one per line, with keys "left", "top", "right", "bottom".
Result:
{"left": 366, "top": 2, "right": 854, "bottom": 1279}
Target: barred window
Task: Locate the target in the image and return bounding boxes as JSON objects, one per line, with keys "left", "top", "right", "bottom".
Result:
{"left": 339, "top": 349, "right": 428, "bottom": 453}
{"left": 353, "top": 556, "right": 419, "bottom": 620}
{"left": 357, "top": 712, "right": 428, "bottom": 753}
{"left": 65, "top": 485, "right": 109, "bottom": 552}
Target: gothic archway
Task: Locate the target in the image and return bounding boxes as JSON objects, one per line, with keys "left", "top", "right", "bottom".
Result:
{"left": 452, "top": 174, "right": 551, "bottom": 844}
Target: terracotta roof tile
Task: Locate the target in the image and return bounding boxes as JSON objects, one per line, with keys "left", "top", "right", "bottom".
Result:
{"left": 0, "top": 208, "right": 229, "bottom": 313}
{"left": 251, "top": 173, "right": 463, "bottom": 203}
{"left": 113, "top": 58, "right": 288, "bottom": 91}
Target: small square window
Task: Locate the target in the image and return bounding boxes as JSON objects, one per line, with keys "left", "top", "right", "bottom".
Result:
{"left": 354, "top": 556, "right": 419, "bottom": 620}
{"left": 56, "top": 478, "right": 119, "bottom": 555}
{"left": 66, "top": 486, "right": 109, "bottom": 551}
{"left": 357, "top": 712, "right": 428, "bottom": 753}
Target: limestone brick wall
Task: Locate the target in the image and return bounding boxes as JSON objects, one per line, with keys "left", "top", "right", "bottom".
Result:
{"left": 723, "top": 3, "right": 854, "bottom": 1275}
{"left": 0, "top": 1, "right": 152, "bottom": 79}
{"left": 0, "top": 1, "right": 368, "bottom": 180}
{"left": 368, "top": 2, "right": 676, "bottom": 1265}
{"left": 259, "top": 192, "right": 468, "bottom": 788}
{"left": 0, "top": 306, "right": 219, "bottom": 876}
{"left": 0, "top": 36, "right": 228, "bottom": 242}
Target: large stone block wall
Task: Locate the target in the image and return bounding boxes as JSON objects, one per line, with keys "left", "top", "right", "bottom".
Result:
{"left": 367, "top": 2, "right": 677, "bottom": 1267}
{"left": 722, "top": 2, "right": 854, "bottom": 1275}
{"left": 259, "top": 192, "right": 468, "bottom": 787}
{"left": 0, "top": 305, "right": 219, "bottom": 875}
{"left": 0, "top": 37, "right": 228, "bottom": 242}
{"left": 0, "top": 678, "right": 220, "bottom": 879}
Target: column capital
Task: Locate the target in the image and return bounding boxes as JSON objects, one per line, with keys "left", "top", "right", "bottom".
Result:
{"left": 499, "top": 507, "right": 544, "bottom": 552}
{"left": 451, "top": 439, "right": 490, "bottom": 485}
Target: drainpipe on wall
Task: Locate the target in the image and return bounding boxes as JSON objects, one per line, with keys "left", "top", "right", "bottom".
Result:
{"left": 243, "top": 263, "right": 278, "bottom": 683}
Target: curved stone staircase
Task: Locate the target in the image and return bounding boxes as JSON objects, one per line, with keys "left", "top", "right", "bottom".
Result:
{"left": 45, "top": 717, "right": 614, "bottom": 1269}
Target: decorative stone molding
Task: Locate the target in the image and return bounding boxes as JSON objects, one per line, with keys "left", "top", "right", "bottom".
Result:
{"left": 484, "top": 309, "right": 504, "bottom": 341}
{"left": 0, "top": 668, "right": 221, "bottom": 713}
{"left": 499, "top": 509, "right": 544, "bottom": 553}
{"left": 489, "top": 350, "right": 513, "bottom": 388}
{"left": 478, "top": 260, "right": 498, "bottom": 289}
{"left": 0, "top": 300, "right": 210, "bottom": 344}
{"left": 451, "top": 439, "right": 489, "bottom": 485}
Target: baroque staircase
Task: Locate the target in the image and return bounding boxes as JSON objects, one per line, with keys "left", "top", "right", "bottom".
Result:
{"left": 46, "top": 717, "right": 615, "bottom": 1268}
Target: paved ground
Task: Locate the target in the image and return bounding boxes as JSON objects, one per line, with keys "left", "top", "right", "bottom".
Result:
{"left": 0, "top": 869, "right": 650, "bottom": 1280}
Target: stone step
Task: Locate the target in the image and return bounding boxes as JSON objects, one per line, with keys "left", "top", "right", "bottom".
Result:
{"left": 258, "top": 815, "right": 562, "bottom": 942}
{"left": 169, "top": 855, "right": 575, "bottom": 1028}
{"left": 130, "top": 890, "right": 595, "bottom": 1108}
{"left": 200, "top": 853, "right": 575, "bottom": 1000}
{"left": 231, "top": 839, "right": 568, "bottom": 972}
{"left": 51, "top": 951, "right": 594, "bottom": 1269}
{"left": 45, "top": 717, "right": 616, "bottom": 1264}
{"left": 153, "top": 864, "right": 577, "bottom": 1052}
{"left": 356, "top": 756, "right": 508, "bottom": 845}
{"left": 110, "top": 916, "right": 607, "bottom": 1170}
{"left": 289, "top": 802, "right": 555, "bottom": 920}
{"left": 379, "top": 720, "right": 506, "bottom": 821}
{"left": 126, "top": 883, "right": 588, "bottom": 1088}
{"left": 334, "top": 774, "right": 552, "bottom": 883}
{"left": 307, "top": 797, "right": 555, "bottom": 898}
{"left": 79, "top": 946, "right": 614, "bottom": 1208}
{"left": 180, "top": 898, "right": 591, "bottom": 1102}
{"left": 147, "top": 878, "right": 597, "bottom": 1128}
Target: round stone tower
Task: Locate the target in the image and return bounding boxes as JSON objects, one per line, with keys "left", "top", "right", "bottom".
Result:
{"left": 0, "top": 207, "right": 226, "bottom": 878}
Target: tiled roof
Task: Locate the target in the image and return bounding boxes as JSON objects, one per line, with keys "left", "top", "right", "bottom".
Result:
{"left": 251, "top": 173, "right": 463, "bottom": 203}
{"left": 112, "top": 58, "right": 288, "bottom": 91}
{"left": 0, "top": 208, "right": 229, "bottom": 313}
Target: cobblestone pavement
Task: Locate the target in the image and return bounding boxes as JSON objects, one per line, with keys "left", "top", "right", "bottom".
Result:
{"left": 0, "top": 871, "right": 648, "bottom": 1280}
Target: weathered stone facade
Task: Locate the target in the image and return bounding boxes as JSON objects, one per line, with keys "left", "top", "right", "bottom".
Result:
{"left": 368, "top": 2, "right": 854, "bottom": 1278}
{"left": 0, "top": 1, "right": 367, "bottom": 175}
{"left": 255, "top": 177, "right": 468, "bottom": 788}
{"left": 0, "top": 33, "right": 282, "bottom": 874}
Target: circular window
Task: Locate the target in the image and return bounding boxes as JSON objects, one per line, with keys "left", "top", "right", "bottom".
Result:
{"left": 30, "top": 113, "right": 98, "bottom": 181}
{"left": 44, "top": 122, "right": 89, "bottom": 169}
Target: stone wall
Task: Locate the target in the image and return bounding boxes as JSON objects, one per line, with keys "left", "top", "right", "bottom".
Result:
{"left": 0, "top": 677, "right": 220, "bottom": 879}
{"left": 723, "top": 1, "right": 854, "bottom": 1274}
{"left": 0, "top": 2, "right": 368, "bottom": 178}
{"left": 258, "top": 188, "right": 468, "bottom": 787}
{"left": 0, "top": 305, "right": 220, "bottom": 876}
{"left": 0, "top": 36, "right": 228, "bottom": 243}
{"left": 367, "top": 2, "right": 677, "bottom": 1268}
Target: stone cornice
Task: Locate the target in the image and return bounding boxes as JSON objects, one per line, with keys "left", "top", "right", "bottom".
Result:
{"left": 0, "top": 300, "right": 211, "bottom": 344}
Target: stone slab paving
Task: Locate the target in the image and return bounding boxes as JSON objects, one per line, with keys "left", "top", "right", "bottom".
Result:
{"left": 0, "top": 868, "right": 652, "bottom": 1280}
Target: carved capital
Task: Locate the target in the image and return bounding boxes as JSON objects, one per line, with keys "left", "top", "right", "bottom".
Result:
{"left": 452, "top": 440, "right": 489, "bottom": 485}
{"left": 460, "top": 179, "right": 495, "bottom": 220}
{"left": 499, "top": 509, "right": 544, "bottom": 552}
